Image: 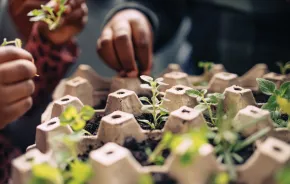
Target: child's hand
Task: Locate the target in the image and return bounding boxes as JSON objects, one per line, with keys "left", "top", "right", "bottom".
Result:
{"left": 0, "top": 47, "right": 36, "bottom": 129}
{"left": 97, "top": 10, "right": 153, "bottom": 77}
{"left": 38, "top": 0, "right": 88, "bottom": 45}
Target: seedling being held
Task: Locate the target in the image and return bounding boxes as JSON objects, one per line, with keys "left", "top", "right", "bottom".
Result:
{"left": 277, "top": 61, "right": 290, "bottom": 75}
{"left": 1, "top": 38, "right": 40, "bottom": 77}
{"left": 30, "top": 105, "right": 95, "bottom": 184}
{"left": 1, "top": 38, "right": 22, "bottom": 47}
{"left": 138, "top": 75, "right": 169, "bottom": 130}
{"left": 28, "top": 0, "right": 68, "bottom": 30}
{"left": 256, "top": 78, "right": 290, "bottom": 128}
{"left": 186, "top": 89, "right": 224, "bottom": 126}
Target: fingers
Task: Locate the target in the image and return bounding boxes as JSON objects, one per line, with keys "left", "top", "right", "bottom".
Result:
{"left": 130, "top": 19, "right": 153, "bottom": 75}
{"left": 112, "top": 21, "right": 138, "bottom": 76}
{"left": 0, "top": 60, "right": 37, "bottom": 84}
{"left": 0, "top": 47, "right": 33, "bottom": 64}
{"left": 65, "top": 3, "right": 88, "bottom": 25}
{"left": 97, "top": 28, "right": 122, "bottom": 71}
{"left": 0, "top": 80, "right": 35, "bottom": 104}
{"left": 0, "top": 97, "right": 32, "bottom": 129}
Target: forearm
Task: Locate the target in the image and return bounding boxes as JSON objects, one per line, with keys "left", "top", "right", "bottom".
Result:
{"left": 104, "top": 0, "right": 186, "bottom": 52}
{"left": 25, "top": 23, "right": 79, "bottom": 105}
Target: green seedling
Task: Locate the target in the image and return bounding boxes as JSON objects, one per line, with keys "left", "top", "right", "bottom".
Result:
{"left": 256, "top": 78, "right": 290, "bottom": 128}
{"left": 59, "top": 105, "right": 94, "bottom": 133}
{"left": 186, "top": 89, "right": 224, "bottom": 126}
{"left": 28, "top": 0, "right": 68, "bottom": 30}
{"left": 148, "top": 125, "right": 209, "bottom": 166}
{"left": 275, "top": 165, "right": 290, "bottom": 184}
{"left": 1, "top": 38, "right": 22, "bottom": 47}
{"left": 30, "top": 105, "right": 94, "bottom": 184}
{"left": 277, "top": 61, "right": 290, "bottom": 75}
{"left": 208, "top": 100, "right": 270, "bottom": 181}
{"left": 139, "top": 75, "right": 169, "bottom": 129}
{"left": 193, "top": 61, "right": 214, "bottom": 86}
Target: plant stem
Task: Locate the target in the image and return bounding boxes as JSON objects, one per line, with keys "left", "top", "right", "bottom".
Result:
{"left": 151, "top": 83, "right": 158, "bottom": 127}
{"left": 201, "top": 95, "right": 215, "bottom": 125}
{"left": 224, "top": 150, "right": 237, "bottom": 181}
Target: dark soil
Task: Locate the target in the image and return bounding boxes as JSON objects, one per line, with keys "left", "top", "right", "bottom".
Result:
{"left": 84, "top": 113, "right": 104, "bottom": 135}
{"left": 93, "top": 98, "right": 107, "bottom": 109}
{"left": 135, "top": 114, "right": 167, "bottom": 130}
{"left": 203, "top": 114, "right": 216, "bottom": 128}
{"left": 78, "top": 144, "right": 102, "bottom": 162}
{"left": 151, "top": 173, "right": 177, "bottom": 184}
{"left": 123, "top": 137, "right": 170, "bottom": 166}
{"left": 253, "top": 91, "right": 269, "bottom": 104}
{"left": 281, "top": 113, "right": 289, "bottom": 121}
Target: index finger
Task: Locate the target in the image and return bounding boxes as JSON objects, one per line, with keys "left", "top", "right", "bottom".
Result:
{"left": 0, "top": 47, "right": 33, "bottom": 64}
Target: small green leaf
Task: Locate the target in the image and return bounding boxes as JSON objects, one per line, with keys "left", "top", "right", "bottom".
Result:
{"left": 71, "top": 119, "right": 86, "bottom": 131}
{"left": 186, "top": 89, "right": 203, "bottom": 97}
{"left": 140, "top": 84, "right": 152, "bottom": 89}
{"left": 213, "top": 172, "right": 230, "bottom": 184}
{"left": 140, "top": 75, "right": 153, "bottom": 82}
{"left": 80, "top": 106, "right": 95, "bottom": 121}
{"left": 139, "top": 96, "right": 150, "bottom": 102}
{"left": 138, "top": 174, "right": 154, "bottom": 184}
{"left": 231, "top": 153, "right": 243, "bottom": 163}
{"left": 256, "top": 78, "right": 276, "bottom": 95}
{"left": 262, "top": 95, "right": 278, "bottom": 111}
{"left": 68, "top": 160, "right": 93, "bottom": 183}
{"left": 194, "top": 104, "right": 208, "bottom": 112}
{"left": 30, "top": 163, "right": 63, "bottom": 184}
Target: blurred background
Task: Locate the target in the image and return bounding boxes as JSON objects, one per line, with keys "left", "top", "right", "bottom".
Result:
{"left": 66, "top": 0, "right": 192, "bottom": 78}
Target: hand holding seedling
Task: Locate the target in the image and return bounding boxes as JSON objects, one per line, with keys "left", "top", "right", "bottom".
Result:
{"left": 28, "top": 0, "right": 88, "bottom": 45}
{"left": 0, "top": 46, "right": 36, "bottom": 129}
{"left": 97, "top": 10, "right": 153, "bottom": 77}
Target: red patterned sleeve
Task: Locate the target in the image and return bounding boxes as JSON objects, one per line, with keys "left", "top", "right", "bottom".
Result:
{"left": 25, "top": 23, "right": 80, "bottom": 104}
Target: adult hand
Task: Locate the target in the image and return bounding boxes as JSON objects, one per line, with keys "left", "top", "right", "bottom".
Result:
{"left": 38, "top": 0, "right": 88, "bottom": 45}
{"left": 0, "top": 47, "right": 36, "bottom": 129}
{"left": 97, "top": 9, "right": 153, "bottom": 77}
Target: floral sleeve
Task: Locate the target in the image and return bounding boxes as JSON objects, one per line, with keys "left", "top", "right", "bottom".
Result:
{"left": 25, "top": 22, "right": 79, "bottom": 104}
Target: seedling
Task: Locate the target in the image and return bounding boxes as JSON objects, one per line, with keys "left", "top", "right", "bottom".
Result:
{"left": 208, "top": 101, "right": 270, "bottom": 181}
{"left": 277, "top": 61, "right": 290, "bottom": 75}
{"left": 1, "top": 38, "right": 22, "bottom": 47}
{"left": 193, "top": 61, "right": 214, "bottom": 86}
{"left": 138, "top": 75, "right": 169, "bottom": 129}
{"left": 148, "top": 125, "right": 209, "bottom": 166}
{"left": 28, "top": 0, "right": 68, "bottom": 30}
{"left": 59, "top": 105, "right": 95, "bottom": 133}
{"left": 256, "top": 78, "right": 290, "bottom": 128}
{"left": 186, "top": 89, "right": 224, "bottom": 126}
{"left": 30, "top": 105, "right": 95, "bottom": 184}
{"left": 1, "top": 38, "right": 40, "bottom": 77}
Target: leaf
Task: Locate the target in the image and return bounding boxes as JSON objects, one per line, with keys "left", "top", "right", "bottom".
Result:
{"left": 138, "top": 119, "right": 154, "bottom": 129}
{"left": 139, "top": 96, "right": 150, "bottom": 102}
{"left": 80, "top": 106, "right": 95, "bottom": 121}
{"left": 140, "top": 75, "right": 153, "bottom": 82}
{"left": 276, "top": 166, "right": 290, "bottom": 184}
{"left": 68, "top": 160, "right": 93, "bottom": 183}
{"left": 71, "top": 119, "right": 86, "bottom": 132}
{"left": 30, "top": 163, "right": 63, "bottom": 184}
{"left": 262, "top": 95, "right": 278, "bottom": 111}
{"left": 213, "top": 172, "right": 230, "bottom": 184}
{"left": 29, "top": 14, "right": 46, "bottom": 22}
{"left": 155, "top": 78, "right": 164, "bottom": 82}
{"left": 160, "top": 116, "right": 168, "bottom": 122}
{"left": 140, "top": 84, "right": 152, "bottom": 90}
{"left": 186, "top": 89, "right": 203, "bottom": 97}
{"left": 231, "top": 153, "right": 243, "bottom": 164}
{"left": 277, "top": 96, "right": 290, "bottom": 115}
{"left": 256, "top": 78, "right": 276, "bottom": 95}
{"left": 180, "top": 151, "right": 193, "bottom": 165}
{"left": 234, "top": 127, "right": 270, "bottom": 152}
{"left": 60, "top": 106, "right": 77, "bottom": 121}
{"left": 194, "top": 104, "right": 208, "bottom": 112}
{"left": 280, "top": 81, "right": 290, "bottom": 100}
{"left": 138, "top": 174, "right": 154, "bottom": 184}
